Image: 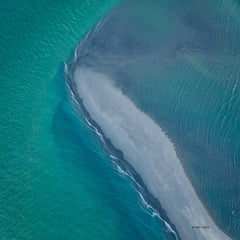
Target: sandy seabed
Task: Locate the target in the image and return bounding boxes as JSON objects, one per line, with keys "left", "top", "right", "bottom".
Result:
{"left": 73, "top": 67, "right": 231, "bottom": 240}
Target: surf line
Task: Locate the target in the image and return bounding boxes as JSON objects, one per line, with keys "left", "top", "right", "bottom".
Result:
{"left": 66, "top": 66, "right": 180, "bottom": 240}
{"left": 66, "top": 62, "right": 231, "bottom": 240}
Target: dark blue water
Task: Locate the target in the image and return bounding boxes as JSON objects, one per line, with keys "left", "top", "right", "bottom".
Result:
{"left": 52, "top": 80, "right": 175, "bottom": 240}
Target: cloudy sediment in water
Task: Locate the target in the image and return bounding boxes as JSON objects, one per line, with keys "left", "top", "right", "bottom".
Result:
{"left": 67, "top": 0, "right": 240, "bottom": 239}
{"left": 72, "top": 67, "right": 230, "bottom": 240}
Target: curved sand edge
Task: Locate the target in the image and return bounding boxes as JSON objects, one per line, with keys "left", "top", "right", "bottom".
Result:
{"left": 73, "top": 67, "right": 231, "bottom": 240}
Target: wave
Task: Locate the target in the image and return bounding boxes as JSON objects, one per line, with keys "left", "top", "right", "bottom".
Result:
{"left": 68, "top": 66, "right": 231, "bottom": 240}
{"left": 66, "top": 63, "right": 180, "bottom": 240}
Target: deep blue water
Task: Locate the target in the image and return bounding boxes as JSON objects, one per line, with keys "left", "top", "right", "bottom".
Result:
{"left": 52, "top": 80, "right": 174, "bottom": 240}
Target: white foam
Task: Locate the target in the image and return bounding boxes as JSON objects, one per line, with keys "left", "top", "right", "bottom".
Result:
{"left": 73, "top": 67, "right": 231, "bottom": 240}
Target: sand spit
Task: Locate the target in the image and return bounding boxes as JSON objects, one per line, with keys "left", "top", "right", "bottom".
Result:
{"left": 73, "top": 67, "right": 231, "bottom": 240}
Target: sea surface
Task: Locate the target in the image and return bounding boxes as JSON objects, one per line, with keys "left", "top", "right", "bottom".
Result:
{"left": 68, "top": 0, "right": 240, "bottom": 240}
{"left": 1, "top": 0, "right": 240, "bottom": 240}
{"left": 0, "top": 1, "right": 172, "bottom": 240}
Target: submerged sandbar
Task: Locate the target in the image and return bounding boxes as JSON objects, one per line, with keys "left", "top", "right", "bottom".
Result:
{"left": 72, "top": 67, "right": 231, "bottom": 240}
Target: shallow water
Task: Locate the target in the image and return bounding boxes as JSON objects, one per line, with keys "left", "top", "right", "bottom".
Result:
{"left": 69, "top": 0, "right": 240, "bottom": 239}
{"left": 0, "top": 0, "right": 173, "bottom": 239}
{"left": 72, "top": 67, "right": 230, "bottom": 240}
{"left": 1, "top": 0, "right": 240, "bottom": 239}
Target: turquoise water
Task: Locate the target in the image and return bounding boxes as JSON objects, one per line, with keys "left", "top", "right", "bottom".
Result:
{"left": 1, "top": 0, "right": 240, "bottom": 239}
{"left": 0, "top": 1, "right": 172, "bottom": 239}
{"left": 69, "top": 0, "right": 240, "bottom": 239}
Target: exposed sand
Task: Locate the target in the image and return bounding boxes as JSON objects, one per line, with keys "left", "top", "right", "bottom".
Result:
{"left": 73, "top": 66, "right": 231, "bottom": 240}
